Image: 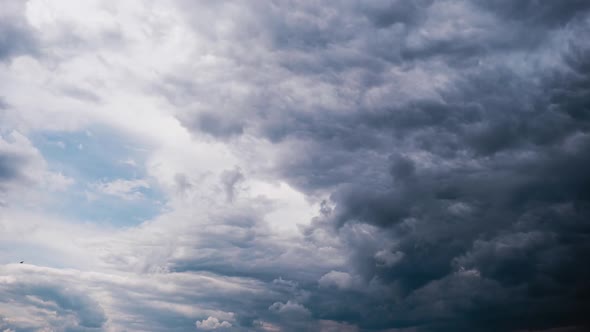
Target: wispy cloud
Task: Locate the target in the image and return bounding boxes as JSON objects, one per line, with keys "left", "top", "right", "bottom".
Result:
{"left": 92, "top": 178, "right": 150, "bottom": 201}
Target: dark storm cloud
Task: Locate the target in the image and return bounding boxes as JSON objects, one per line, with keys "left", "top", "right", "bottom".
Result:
{"left": 162, "top": 0, "right": 590, "bottom": 331}
{"left": 308, "top": 41, "right": 590, "bottom": 332}
{"left": 473, "top": 0, "right": 590, "bottom": 27}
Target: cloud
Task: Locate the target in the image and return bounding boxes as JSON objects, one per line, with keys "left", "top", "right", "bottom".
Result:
{"left": 0, "top": 132, "right": 40, "bottom": 185}
{"left": 0, "top": 0, "right": 589, "bottom": 331}
{"left": 220, "top": 168, "right": 244, "bottom": 203}
{"left": 269, "top": 301, "right": 311, "bottom": 319}
{"left": 157, "top": 0, "right": 590, "bottom": 329}
{"left": 319, "top": 319, "right": 360, "bottom": 332}
{"left": 0, "top": 131, "right": 74, "bottom": 205}
{"left": 196, "top": 316, "right": 232, "bottom": 330}
{"left": 374, "top": 250, "right": 405, "bottom": 268}
{"left": 0, "top": 263, "right": 265, "bottom": 332}
{"left": 0, "top": 0, "right": 38, "bottom": 61}
{"left": 318, "top": 271, "right": 354, "bottom": 290}
{"left": 0, "top": 271, "right": 107, "bottom": 331}
{"left": 92, "top": 178, "right": 150, "bottom": 201}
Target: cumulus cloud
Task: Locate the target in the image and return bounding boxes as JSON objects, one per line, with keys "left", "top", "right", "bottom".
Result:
{"left": 318, "top": 271, "right": 355, "bottom": 290}
{"left": 268, "top": 301, "right": 311, "bottom": 319}
{"left": 196, "top": 316, "right": 232, "bottom": 330}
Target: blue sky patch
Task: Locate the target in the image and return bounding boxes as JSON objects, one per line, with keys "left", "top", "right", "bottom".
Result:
{"left": 30, "top": 126, "right": 166, "bottom": 226}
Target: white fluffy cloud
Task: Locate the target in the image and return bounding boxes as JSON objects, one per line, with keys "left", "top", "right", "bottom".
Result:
{"left": 196, "top": 316, "right": 232, "bottom": 330}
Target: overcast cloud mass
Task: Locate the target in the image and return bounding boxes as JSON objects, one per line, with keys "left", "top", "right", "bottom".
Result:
{"left": 1, "top": 1, "right": 590, "bottom": 331}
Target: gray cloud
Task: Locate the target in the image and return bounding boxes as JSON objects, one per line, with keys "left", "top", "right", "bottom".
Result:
{"left": 473, "top": 0, "right": 590, "bottom": 27}
{"left": 0, "top": 276, "right": 106, "bottom": 331}
{"left": 0, "top": 152, "right": 26, "bottom": 182}
{"left": 220, "top": 168, "right": 244, "bottom": 203}
{"left": 162, "top": 1, "right": 590, "bottom": 330}
{"left": 0, "top": 133, "right": 42, "bottom": 200}
{"left": 0, "top": 0, "right": 38, "bottom": 61}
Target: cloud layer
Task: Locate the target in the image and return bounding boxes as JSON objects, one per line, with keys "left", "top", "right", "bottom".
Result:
{"left": 1, "top": 0, "right": 589, "bottom": 331}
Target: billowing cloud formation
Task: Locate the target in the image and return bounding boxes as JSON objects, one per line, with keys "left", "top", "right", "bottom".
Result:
{"left": 0, "top": 0, "right": 589, "bottom": 331}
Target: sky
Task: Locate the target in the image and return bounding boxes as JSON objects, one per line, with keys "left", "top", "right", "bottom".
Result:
{"left": 0, "top": 1, "right": 589, "bottom": 331}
